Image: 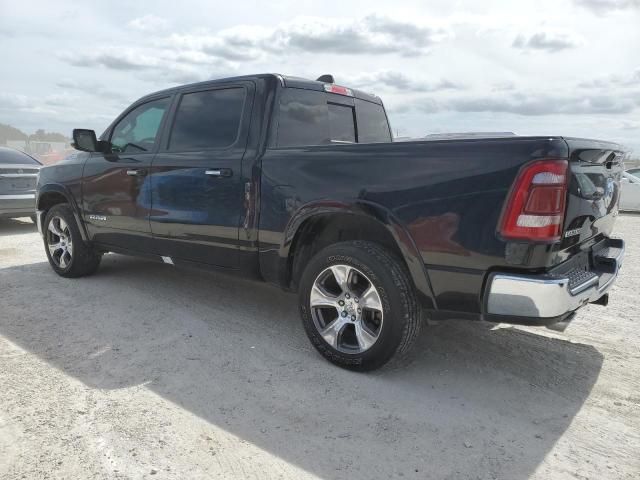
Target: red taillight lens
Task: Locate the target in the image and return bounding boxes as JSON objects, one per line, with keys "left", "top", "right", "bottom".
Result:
{"left": 499, "top": 159, "right": 569, "bottom": 242}
{"left": 323, "top": 84, "right": 354, "bottom": 96}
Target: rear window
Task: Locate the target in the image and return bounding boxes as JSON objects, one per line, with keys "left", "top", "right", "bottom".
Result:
{"left": 328, "top": 103, "right": 355, "bottom": 143}
{"left": 0, "top": 148, "right": 41, "bottom": 165}
{"left": 169, "top": 87, "right": 245, "bottom": 151}
{"left": 276, "top": 88, "right": 390, "bottom": 147}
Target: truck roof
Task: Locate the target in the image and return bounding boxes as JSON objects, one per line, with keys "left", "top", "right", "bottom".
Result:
{"left": 138, "top": 73, "right": 382, "bottom": 105}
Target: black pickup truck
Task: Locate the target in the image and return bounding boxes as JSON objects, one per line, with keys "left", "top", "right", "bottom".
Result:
{"left": 36, "top": 73, "right": 626, "bottom": 370}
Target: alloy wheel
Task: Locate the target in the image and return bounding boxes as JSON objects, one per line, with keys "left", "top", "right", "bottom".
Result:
{"left": 46, "top": 216, "right": 73, "bottom": 269}
{"left": 310, "top": 265, "right": 384, "bottom": 354}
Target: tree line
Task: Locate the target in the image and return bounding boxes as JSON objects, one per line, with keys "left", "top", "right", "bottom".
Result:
{"left": 0, "top": 123, "right": 69, "bottom": 144}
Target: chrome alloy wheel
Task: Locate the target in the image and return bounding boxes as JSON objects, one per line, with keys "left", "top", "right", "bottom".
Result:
{"left": 310, "top": 265, "right": 384, "bottom": 354}
{"left": 46, "top": 216, "right": 73, "bottom": 269}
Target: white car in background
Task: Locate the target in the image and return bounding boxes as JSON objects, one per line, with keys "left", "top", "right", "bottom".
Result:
{"left": 620, "top": 172, "right": 640, "bottom": 212}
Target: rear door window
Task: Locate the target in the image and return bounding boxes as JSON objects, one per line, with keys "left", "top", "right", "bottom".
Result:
{"left": 276, "top": 88, "right": 389, "bottom": 147}
{"left": 169, "top": 87, "right": 245, "bottom": 151}
{"left": 277, "top": 89, "right": 330, "bottom": 147}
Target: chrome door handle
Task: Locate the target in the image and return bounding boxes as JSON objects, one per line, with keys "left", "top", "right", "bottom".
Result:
{"left": 205, "top": 168, "right": 232, "bottom": 177}
{"left": 126, "top": 169, "right": 145, "bottom": 176}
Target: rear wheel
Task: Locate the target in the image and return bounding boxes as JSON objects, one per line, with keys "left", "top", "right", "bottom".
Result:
{"left": 299, "top": 241, "right": 421, "bottom": 371}
{"left": 43, "top": 204, "right": 101, "bottom": 278}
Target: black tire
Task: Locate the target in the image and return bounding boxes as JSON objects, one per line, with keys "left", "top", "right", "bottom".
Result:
{"left": 299, "top": 241, "right": 421, "bottom": 371}
{"left": 43, "top": 204, "right": 102, "bottom": 278}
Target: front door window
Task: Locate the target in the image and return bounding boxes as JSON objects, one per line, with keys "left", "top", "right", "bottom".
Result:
{"left": 110, "top": 98, "right": 170, "bottom": 154}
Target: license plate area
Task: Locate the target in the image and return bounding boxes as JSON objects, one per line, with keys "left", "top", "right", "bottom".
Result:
{"left": 0, "top": 178, "right": 34, "bottom": 191}
{"left": 11, "top": 180, "right": 31, "bottom": 190}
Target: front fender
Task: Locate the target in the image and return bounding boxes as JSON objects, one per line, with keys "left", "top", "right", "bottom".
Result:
{"left": 36, "top": 183, "right": 89, "bottom": 242}
{"left": 283, "top": 199, "right": 437, "bottom": 310}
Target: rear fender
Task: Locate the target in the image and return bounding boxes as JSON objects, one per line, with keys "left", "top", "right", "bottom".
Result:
{"left": 283, "top": 199, "right": 437, "bottom": 310}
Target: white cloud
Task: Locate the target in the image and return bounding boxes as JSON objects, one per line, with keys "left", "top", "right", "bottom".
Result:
{"left": 513, "top": 30, "right": 584, "bottom": 52}
{"left": 128, "top": 14, "right": 170, "bottom": 32}
{"left": 350, "top": 71, "right": 463, "bottom": 92}
{"left": 575, "top": 0, "right": 640, "bottom": 13}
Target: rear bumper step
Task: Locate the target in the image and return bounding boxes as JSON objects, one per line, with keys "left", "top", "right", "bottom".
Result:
{"left": 485, "top": 238, "right": 624, "bottom": 323}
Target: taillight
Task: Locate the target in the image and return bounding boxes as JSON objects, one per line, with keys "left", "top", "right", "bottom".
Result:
{"left": 499, "top": 159, "right": 569, "bottom": 242}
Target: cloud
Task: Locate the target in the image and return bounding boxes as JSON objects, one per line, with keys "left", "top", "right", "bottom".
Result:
{"left": 55, "top": 79, "right": 130, "bottom": 103}
{"left": 43, "top": 93, "right": 79, "bottom": 107}
{"left": 63, "top": 49, "right": 161, "bottom": 70}
{"left": 63, "top": 15, "right": 452, "bottom": 77}
{"left": 513, "top": 31, "right": 583, "bottom": 52}
{"left": 397, "top": 91, "right": 639, "bottom": 116}
{"left": 59, "top": 46, "right": 234, "bottom": 89}
{"left": 0, "top": 93, "right": 58, "bottom": 116}
{"left": 574, "top": 0, "right": 640, "bottom": 13}
{"left": 128, "top": 14, "right": 170, "bottom": 32}
{"left": 448, "top": 93, "right": 637, "bottom": 115}
{"left": 350, "top": 71, "right": 463, "bottom": 92}
{"left": 578, "top": 68, "right": 640, "bottom": 88}
{"left": 0, "top": 93, "right": 30, "bottom": 109}
{"left": 273, "top": 15, "right": 450, "bottom": 56}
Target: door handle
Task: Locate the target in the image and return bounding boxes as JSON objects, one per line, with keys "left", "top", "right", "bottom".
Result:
{"left": 205, "top": 168, "right": 232, "bottom": 178}
{"left": 126, "top": 169, "right": 146, "bottom": 176}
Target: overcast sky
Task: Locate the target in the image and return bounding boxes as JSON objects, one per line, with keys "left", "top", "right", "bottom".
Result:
{"left": 1, "top": 0, "right": 639, "bottom": 153}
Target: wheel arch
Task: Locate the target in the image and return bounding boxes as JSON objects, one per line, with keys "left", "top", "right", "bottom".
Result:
{"left": 37, "top": 184, "right": 89, "bottom": 241}
{"left": 282, "top": 200, "right": 436, "bottom": 310}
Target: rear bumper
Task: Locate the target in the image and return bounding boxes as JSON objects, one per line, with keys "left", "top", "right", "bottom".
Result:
{"left": 0, "top": 193, "right": 36, "bottom": 218}
{"left": 485, "top": 238, "right": 624, "bottom": 324}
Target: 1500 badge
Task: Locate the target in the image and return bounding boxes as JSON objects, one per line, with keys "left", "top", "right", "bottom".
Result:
{"left": 565, "top": 228, "right": 581, "bottom": 238}
{"left": 88, "top": 215, "right": 107, "bottom": 221}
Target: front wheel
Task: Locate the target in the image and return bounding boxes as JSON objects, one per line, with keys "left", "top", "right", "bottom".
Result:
{"left": 298, "top": 241, "right": 421, "bottom": 371}
{"left": 43, "top": 204, "right": 102, "bottom": 278}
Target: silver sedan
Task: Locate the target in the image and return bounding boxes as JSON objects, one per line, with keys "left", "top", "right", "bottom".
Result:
{"left": 620, "top": 171, "right": 640, "bottom": 212}
{"left": 0, "top": 147, "right": 41, "bottom": 222}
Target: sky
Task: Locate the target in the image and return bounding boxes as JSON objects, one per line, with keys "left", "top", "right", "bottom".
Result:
{"left": 0, "top": 0, "right": 639, "bottom": 154}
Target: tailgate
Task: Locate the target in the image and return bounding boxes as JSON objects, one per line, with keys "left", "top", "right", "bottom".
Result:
{"left": 0, "top": 164, "right": 39, "bottom": 194}
{"left": 557, "top": 138, "right": 627, "bottom": 260}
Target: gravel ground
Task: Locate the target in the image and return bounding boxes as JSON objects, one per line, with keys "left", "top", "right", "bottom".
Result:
{"left": 1, "top": 215, "right": 639, "bottom": 480}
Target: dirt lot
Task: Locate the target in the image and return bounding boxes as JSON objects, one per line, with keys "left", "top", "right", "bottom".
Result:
{"left": 1, "top": 215, "right": 638, "bottom": 480}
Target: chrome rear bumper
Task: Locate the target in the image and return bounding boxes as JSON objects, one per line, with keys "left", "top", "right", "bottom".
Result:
{"left": 486, "top": 238, "right": 624, "bottom": 321}
{"left": 0, "top": 193, "right": 36, "bottom": 218}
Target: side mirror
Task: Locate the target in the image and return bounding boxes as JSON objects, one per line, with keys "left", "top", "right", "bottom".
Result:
{"left": 72, "top": 129, "right": 107, "bottom": 152}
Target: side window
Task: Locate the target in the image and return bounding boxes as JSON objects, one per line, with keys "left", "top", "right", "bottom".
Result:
{"left": 277, "top": 89, "right": 330, "bottom": 147}
{"left": 355, "top": 99, "right": 392, "bottom": 143}
{"left": 328, "top": 103, "right": 355, "bottom": 143}
{"left": 277, "top": 89, "right": 389, "bottom": 147}
{"left": 169, "top": 87, "right": 245, "bottom": 151}
{"left": 111, "top": 97, "right": 170, "bottom": 153}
